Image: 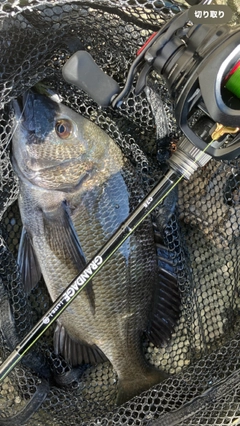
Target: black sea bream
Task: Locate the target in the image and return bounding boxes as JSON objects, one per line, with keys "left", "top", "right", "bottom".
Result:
{"left": 11, "top": 91, "right": 180, "bottom": 404}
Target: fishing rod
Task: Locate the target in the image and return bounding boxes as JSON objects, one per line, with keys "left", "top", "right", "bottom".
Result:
{"left": 0, "top": 167, "right": 181, "bottom": 380}
{"left": 0, "top": 122, "right": 236, "bottom": 381}
{"left": 1, "top": 0, "right": 240, "bottom": 380}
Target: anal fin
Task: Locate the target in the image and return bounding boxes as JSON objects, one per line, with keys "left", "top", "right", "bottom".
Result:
{"left": 147, "top": 243, "right": 181, "bottom": 347}
{"left": 54, "top": 322, "right": 107, "bottom": 367}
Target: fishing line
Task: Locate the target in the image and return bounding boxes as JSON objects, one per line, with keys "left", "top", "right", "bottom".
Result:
{"left": 0, "top": 137, "right": 215, "bottom": 381}
{"left": 6, "top": 92, "right": 29, "bottom": 150}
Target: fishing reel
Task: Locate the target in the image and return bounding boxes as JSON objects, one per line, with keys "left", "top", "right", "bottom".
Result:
{"left": 62, "top": 1, "right": 240, "bottom": 173}
{"left": 112, "top": 8, "right": 240, "bottom": 161}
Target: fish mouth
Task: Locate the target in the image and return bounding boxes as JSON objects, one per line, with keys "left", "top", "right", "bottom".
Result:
{"left": 32, "top": 166, "right": 93, "bottom": 192}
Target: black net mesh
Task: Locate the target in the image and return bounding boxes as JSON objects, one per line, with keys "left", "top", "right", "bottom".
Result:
{"left": 0, "top": 0, "right": 240, "bottom": 425}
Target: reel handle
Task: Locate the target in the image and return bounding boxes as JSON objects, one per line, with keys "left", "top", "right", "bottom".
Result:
{"left": 62, "top": 50, "right": 120, "bottom": 107}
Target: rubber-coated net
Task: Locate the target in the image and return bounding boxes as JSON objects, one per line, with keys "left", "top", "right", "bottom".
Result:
{"left": 0, "top": 0, "right": 240, "bottom": 425}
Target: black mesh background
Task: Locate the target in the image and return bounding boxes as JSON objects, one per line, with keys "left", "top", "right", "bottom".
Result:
{"left": 0, "top": 0, "right": 240, "bottom": 425}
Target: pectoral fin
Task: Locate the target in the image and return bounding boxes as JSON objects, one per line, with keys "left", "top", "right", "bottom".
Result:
{"left": 43, "top": 200, "right": 95, "bottom": 312}
{"left": 54, "top": 322, "right": 107, "bottom": 367}
{"left": 17, "top": 227, "right": 42, "bottom": 293}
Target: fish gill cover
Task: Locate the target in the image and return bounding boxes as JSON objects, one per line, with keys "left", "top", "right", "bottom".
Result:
{"left": 0, "top": 0, "right": 240, "bottom": 425}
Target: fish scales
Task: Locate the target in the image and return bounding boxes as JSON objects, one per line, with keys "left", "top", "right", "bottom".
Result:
{"left": 11, "top": 91, "right": 179, "bottom": 405}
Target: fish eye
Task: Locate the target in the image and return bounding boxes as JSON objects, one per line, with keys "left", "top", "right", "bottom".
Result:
{"left": 55, "top": 119, "right": 72, "bottom": 139}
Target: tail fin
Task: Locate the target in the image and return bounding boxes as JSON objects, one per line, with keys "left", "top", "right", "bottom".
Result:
{"left": 116, "top": 368, "right": 168, "bottom": 406}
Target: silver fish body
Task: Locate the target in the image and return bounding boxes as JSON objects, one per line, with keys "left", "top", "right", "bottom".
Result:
{"left": 11, "top": 91, "right": 179, "bottom": 404}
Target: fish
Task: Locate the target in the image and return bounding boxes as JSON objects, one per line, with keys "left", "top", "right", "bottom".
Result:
{"left": 11, "top": 90, "right": 180, "bottom": 405}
